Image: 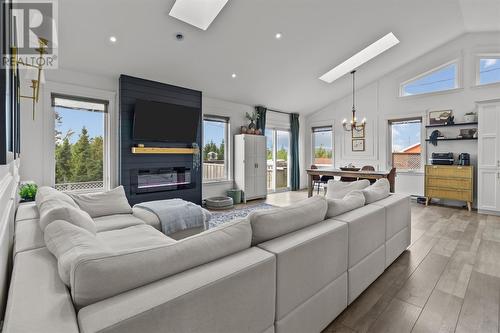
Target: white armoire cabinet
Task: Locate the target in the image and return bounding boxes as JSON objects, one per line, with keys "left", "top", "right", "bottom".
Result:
{"left": 234, "top": 134, "right": 267, "bottom": 202}
{"left": 478, "top": 100, "right": 500, "bottom": 213}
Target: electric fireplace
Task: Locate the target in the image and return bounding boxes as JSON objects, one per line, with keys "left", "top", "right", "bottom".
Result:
{"left": 130, "top": 167, "right": 194, "bottom": 194}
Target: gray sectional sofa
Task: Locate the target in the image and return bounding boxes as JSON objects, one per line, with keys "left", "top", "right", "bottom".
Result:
{"left": 4, "top": 180, "right": 410, "bottom": 333}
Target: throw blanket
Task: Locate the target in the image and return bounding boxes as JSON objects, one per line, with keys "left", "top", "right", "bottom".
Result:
{"left": 135, "top": 199, "right": 211, "bottom": 235}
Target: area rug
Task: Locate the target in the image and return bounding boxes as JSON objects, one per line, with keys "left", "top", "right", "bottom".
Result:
{"left": 208, "top": 203, "right": 276, "bottom": 229}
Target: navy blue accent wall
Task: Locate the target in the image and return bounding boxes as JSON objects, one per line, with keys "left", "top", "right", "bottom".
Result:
{"left": 119, "top": 75, "right": 202, "bottom": 205}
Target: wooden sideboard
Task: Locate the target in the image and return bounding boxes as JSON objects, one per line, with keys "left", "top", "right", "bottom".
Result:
{"left": 424, "top": 165, "right": 473, "bottom": 211}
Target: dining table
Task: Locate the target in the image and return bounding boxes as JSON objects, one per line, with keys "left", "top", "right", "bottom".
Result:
{"left": 306, "top": 168, "right": 395, "bottom": 197}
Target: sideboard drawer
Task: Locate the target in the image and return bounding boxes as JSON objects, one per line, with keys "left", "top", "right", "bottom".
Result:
{"left": 426, "top": 177, "right": 472, "bottom": 190}
{"left": 425, "top": 165, "right": 472, "bottom": 178}
{"left": 425, "top": 188, "right": 472, "bottom": 202}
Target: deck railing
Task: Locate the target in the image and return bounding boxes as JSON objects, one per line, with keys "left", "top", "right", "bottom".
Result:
{"left": 55, "top": 181, "right": 104, "bottom": 192}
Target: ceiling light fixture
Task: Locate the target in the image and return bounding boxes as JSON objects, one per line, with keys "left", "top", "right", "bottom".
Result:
{"left": 231, "top": 73, "right": 237, "bottom": 78}
{"left": 109, "top": 36, "right": 117, "bottom": 43}
{"left": 342, "top": 70, "right": 366, "bottom": 132}
{"left": 275, "top": 32, "right": 282, "bottom": 39}
{"left": 169, "top": 0, "right": 230, "bottom": 30}
{"left": 319, "top": 32, "right": 399, "bottom": 83}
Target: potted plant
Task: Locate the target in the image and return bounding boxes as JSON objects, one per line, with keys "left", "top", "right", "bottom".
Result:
{"left": 19, "top": 183, "right": 38, "bottom": 202}
{"left": 245, "top": 111, "right": 260, "bottom": 130}
{"left": 464, "top": 112, "right": 477, "bottom": 123}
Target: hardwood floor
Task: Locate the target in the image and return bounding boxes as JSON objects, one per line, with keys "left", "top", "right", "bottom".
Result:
{"left": 262, "top": 191, "right": 500, "bottom": 333}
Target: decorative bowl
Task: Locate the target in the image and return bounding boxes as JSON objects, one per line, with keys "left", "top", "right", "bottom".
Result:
{"left": 340, "top": 167, "right": 360, "bottom": 171}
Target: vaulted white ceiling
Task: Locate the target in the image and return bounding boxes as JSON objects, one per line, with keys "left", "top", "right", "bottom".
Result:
{"left": 57, "top": 0, "right": 500, "bottom": 114}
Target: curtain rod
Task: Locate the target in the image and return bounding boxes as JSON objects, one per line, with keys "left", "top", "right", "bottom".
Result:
{"left": 267, "top": 108, "right": 291, "bottom": 115}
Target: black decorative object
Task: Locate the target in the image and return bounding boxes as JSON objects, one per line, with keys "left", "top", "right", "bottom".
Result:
{"left": 445, "top": 115, "right": 454, "bottom": 125}
{"left": 429, "top": 130, "right": 442, "bottom": 146}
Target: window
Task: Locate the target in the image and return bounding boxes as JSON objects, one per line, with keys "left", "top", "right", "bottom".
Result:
{"left": 203, "top": 115, "right": 229, "bottom": 182}
{"left": 52, "top": 94, "right": 109, "bottom": 191}
{"left": 389, "top": 118, "right": 422, "bottom": 171}
{"left": 400, "top": 61, "right": 458, "bottom": 96}
{"left": 312, "top": 126, "right": 333, "bottom": 166}
{"left": 478, "top": 57, "right": 500, "bottom": 85}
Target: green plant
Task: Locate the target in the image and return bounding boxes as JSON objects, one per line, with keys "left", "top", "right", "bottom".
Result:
{"left": 245, "top": 111, "right": 260, "bottom": 122}
{"left": 19, "top": 183, "right": 38, "bottom": 201}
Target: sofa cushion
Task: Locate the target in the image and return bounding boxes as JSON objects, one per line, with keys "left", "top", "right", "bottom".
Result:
{"left": 249, "top": 196, "right": 328, "bottom": 245}
{"left": 371, "top": 193, "right": 411, "bottom": 239}
{"left": 361, "top": 178, "right": 390, "bottom": 204}
{"left": 97, "top": 224, "right": 175, "bottom": 252}
{"left": 69, "top": 186, "right": 132, "bottom": 218}
{"left": 39, "top": 204, "right": 96, "bottom": 234}
{"left": 258, "top": 219, "right": 348, "bottom": 320}
{"left": 326, "top": 179, "right": 370, "bottom": 199}
{"left": 93, "top": 214, "right": 145, "bottom": 232}
{"left": 326, "top": 190, "right": 365, "bottom": 218}
{"left": 71, "top": 218, "right": 252, "bottom": 308}
{"left": 334, "top": 204, "right": 386, "bottom": 267}
{"left": 44, "top": 221, "right": 112, "bottom": 285}
{"left": 35, "top": 186, "right": 77, "bottom": 209}
{"left": 14, "top": 219, "right": 45, "bottom": 256}
{"left": 3, "top": 248, "right": 79, "bottom": 333}
{"left": 15, "top": 202, "right": 39, "bottom": 221}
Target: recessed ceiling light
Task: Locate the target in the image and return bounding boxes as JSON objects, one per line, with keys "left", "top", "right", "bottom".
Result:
{"left": 109, "top": 36, "right": 117, "bottom": 43}
{"left": 231, "top": 73, "right": 237, "bottom": 78}
{"left": 275, "top": 32, "right": 282, "bottom": 39}
{"left": 169, "top": 0, "right": 230, "bottom": 30}
{"left": 319, "top": 32, "right": 400, "bottom": 83}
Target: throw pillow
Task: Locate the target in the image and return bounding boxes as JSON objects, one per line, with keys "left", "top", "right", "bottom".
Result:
{"left": 69, "top": 186, "right": 132, "bottom": 218}
{"left": 326, "top": 190, "right": 366, "bottom": 218}
{"left": 44, "top": 220, "right": 112, "bottom": 286}
{"left": 362, "top": 178, "right": 390, "bottom": 204}
{"left": 39, "top": 204, "right": 97, "bottom": 234}
{"left": 326, "top": 179, "right": 370, "bottom": 199}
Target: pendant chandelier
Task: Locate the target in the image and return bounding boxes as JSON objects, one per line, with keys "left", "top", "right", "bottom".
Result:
{"left": 342, "top": 70, "right": 366, "bottom": 132}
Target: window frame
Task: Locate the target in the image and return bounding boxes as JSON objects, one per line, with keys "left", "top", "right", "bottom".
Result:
{"left": 51, "top": 93, "right": 110, "bottom": 192}
{"left": 202, "top": 114, "right": 230, "bottom": 183}
{"left": 311, "top": 125, "right": 334, "bottom": 167}
{"left": 388, "top": 117, "right": 423, "bottom": 173}
{"left": 475, "top": 54, "right": 500, "bottom": 87}
{"left": 399, "top": 59, "right": 460, "bottom": 97}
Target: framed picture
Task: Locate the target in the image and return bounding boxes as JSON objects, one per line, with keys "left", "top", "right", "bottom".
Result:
{"left": 352, "top": 139, "right": 365, "bottom": 152}
{"left": 352, "top": 126, "right": 365, "bottom": 138}
{"left": 429, "top": 110, "right": 453, "bottom": 125}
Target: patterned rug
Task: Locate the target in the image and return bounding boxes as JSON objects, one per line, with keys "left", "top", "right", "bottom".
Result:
{"left": 208, "top": 203, "right": 276, "bottom": 229}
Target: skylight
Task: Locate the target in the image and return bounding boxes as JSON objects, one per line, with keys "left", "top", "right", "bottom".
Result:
{"left": 400, "top": 61, "right": 458, "bottom": 96}
{"left": 169, "top": 0, "right": 230, "bottom": 30}
{"left": 319, "top": 32, "right": 400, "bottom": 84}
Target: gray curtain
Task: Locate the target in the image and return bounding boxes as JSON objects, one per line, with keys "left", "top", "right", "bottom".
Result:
{"left": 290, "top": 113, "right": 300, "bottom": 191}
{"left": 255, "top": 106, "right": 267, "bottom": 133}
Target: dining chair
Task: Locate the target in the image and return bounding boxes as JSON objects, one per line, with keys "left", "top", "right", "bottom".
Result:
{"left": 358, "top": 165, "right": 376, "bottom": 184}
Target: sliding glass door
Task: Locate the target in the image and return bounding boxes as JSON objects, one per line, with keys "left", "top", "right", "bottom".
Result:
{"left": 266, "top": 129, "right": 290, "bottom": 192}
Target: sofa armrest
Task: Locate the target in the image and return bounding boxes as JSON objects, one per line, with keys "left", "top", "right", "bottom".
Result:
{"left": 3, "top": 248, "right": 79, "bottom": 333}
{"left": 132, "top": 207, "right": 161, "bottom": 230}
{"left": 78, "top": 247, "right": 276, "bottom": 333}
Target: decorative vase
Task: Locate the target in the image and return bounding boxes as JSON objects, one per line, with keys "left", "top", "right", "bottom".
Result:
{"left": 240, "top": 126, "right": 247, "bottom": 134}
{"left": 248, "top": 120, "right": 255, "bottom": 129}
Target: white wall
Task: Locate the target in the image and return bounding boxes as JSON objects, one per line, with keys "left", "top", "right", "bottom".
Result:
{"left": 306, "top": 32, "right": 500, "bottom": 198}
{"left": 0, "top": 159, "right": 19, "bottom": 318}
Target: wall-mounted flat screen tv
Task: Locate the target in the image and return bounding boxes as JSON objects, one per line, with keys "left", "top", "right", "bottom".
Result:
{"left": 133, "top": 99, "right": 199, "bottom": 143}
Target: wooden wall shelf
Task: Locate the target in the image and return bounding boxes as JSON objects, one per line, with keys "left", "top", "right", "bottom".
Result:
{"left": 131, "top": 147, "right": 196, "bottom": 154}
